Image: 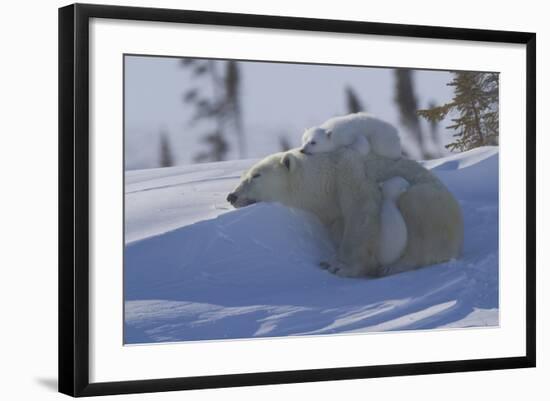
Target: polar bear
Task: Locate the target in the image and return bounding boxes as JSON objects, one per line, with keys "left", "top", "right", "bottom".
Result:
{"left": 226, "top": 148, "right": 463, "bottom": 277}
{"left": 378, "top": 176, "right": 410, "bottom": 267}
{"left": 300, "top": 112, "right": 402, "bottom": 159}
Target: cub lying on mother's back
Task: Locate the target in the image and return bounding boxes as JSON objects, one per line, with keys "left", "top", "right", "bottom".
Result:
{"left": 227, "top": 149, "right": 463, "bottom": 277}
{"left": 300, "top": 112, "right": 402, "bottom": 159}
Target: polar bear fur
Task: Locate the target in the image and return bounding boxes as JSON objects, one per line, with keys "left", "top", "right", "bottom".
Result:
{"left": 300, "top": 112, "right": 402, "bottom": 159}
{"left": 227, "top": 148, "right": 463, "bottom": 277}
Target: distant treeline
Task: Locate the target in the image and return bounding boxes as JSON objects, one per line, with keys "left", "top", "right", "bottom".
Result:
{"left": 156, "top": 61, "right": 498, "bottom": 167}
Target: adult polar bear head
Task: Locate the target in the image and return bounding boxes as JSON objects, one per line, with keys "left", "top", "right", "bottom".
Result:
{"left": 227, "top": 150, "right": 339, "bottom": 218}
{"left": 227, "top": 149, "right": 464, "bottom": 277}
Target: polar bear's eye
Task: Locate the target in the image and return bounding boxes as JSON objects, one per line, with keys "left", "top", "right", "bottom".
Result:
{"left": 252, "top": 173, "right": 261, "bottom": 179}
{"left": 311, "top": 141, "right": 316, "bottom": 145}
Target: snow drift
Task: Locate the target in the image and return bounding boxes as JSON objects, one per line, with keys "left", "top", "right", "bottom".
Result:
{"left": 124, "top": 147, "right": 499, "bottom": 344}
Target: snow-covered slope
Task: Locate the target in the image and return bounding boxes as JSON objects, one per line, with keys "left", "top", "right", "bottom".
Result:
{"left": 124, "top": 147, "right": 499, "bottom": 344}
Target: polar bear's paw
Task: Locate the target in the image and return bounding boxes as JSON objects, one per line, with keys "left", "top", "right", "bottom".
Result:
{"left": 319, "top": 260, "right": 363, "bottom": 278}
{"left": 376, "top": 262, "right": 415, "bottom": 278}
{"left": 319, "top": 259, "right": 342, "bottom": 273}
{"left": 319, "top": 259, "right": 344, "bottom": 274}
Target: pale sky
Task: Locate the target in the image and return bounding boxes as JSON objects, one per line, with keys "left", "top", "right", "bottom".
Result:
{"left": 124, "top": 55, "right": 456, "bottom": 169}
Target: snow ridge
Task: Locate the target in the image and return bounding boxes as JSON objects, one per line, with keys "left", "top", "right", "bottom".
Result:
{"left": 124, "top": 147, "right": 499, "bottom": 344}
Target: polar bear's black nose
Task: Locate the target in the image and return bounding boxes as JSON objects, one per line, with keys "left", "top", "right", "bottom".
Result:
{"left": 227, "top": 193, "right": 238, "bottom": 204}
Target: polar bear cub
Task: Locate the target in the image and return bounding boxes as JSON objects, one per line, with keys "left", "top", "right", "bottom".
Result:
{"left": 379, "top": 176, "right": 410, "bottom": 266}
{"left": 300, "top": 112, "right": 402, "bottom": 159}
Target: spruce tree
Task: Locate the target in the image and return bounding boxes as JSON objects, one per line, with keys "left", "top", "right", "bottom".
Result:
{"left": 427, "top": 100, "right": 442, "bottom": 158}
{"left": 417, "top": 72, "right": 499, "bottom": 152}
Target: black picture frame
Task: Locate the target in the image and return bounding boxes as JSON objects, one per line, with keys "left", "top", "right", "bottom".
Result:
{"left": 58, "top": 3, "right": 536, "bottom": 397}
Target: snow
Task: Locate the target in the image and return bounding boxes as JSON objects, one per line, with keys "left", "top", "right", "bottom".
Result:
{"left": 124, "top": 147, "right": 499, "bottom": 344}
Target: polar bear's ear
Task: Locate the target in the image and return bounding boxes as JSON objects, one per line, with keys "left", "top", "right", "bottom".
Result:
{"left": 281, "top": 153, "right": 293, "bottom": 170}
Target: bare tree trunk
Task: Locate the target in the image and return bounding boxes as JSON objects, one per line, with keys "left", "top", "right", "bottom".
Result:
{"left": 225, "top": 61, "right": 246, "bottom": 159}
{"left": 208, "top": 61, "right": 225, "bottom": 161}
{"left": 394, "top": 69, "right": 429, "bottom": 159}
{"left": 159, "top": 132, "right": 174, "bottom": 167}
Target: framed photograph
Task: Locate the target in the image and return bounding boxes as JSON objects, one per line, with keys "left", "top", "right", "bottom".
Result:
{"left": 59, "top": 3, "right": 536, "bottom": 397}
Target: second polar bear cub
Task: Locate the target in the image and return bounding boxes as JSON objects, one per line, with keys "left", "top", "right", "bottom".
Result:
{"left": 301, "top": 112, "right": 402, "bottom": 159}
{"left": 379, "top": 176, "right": 410, "bottom": 266}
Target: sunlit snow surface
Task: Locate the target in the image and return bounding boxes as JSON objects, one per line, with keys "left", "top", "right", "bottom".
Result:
{"left": 124, "top": 147, "right": 499, "bottom": 344}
